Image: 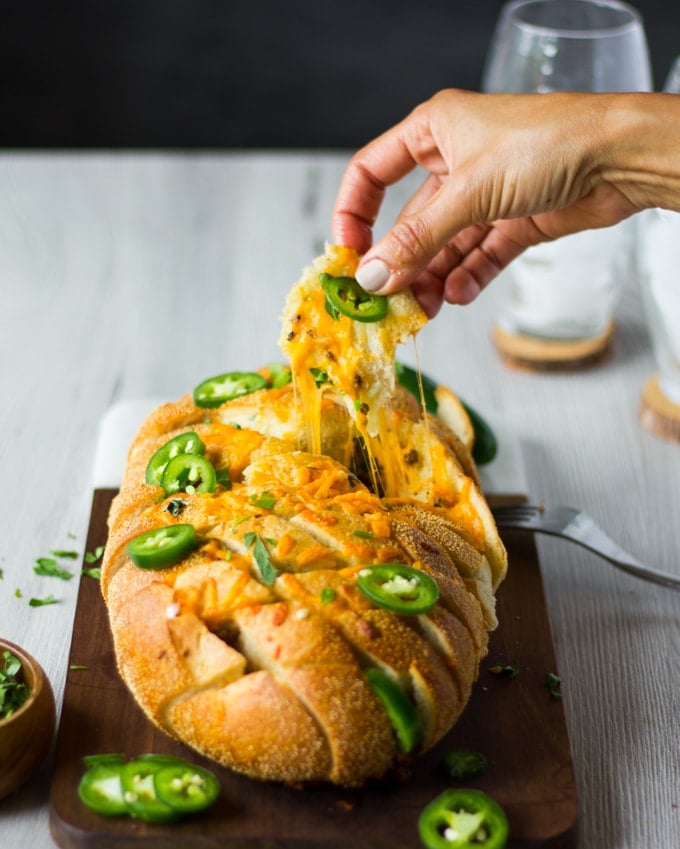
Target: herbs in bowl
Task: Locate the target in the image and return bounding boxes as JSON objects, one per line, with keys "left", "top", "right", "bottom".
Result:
{"left": 0, "top": 649, "right": 30, "bottom": 720}
{"left": 0, "top": 638, "right": 56, "bottom": 800}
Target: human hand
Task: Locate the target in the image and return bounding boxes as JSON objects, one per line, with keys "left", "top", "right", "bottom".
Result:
{"left": 332, "top": 89, "right": 641, "bottom": 317}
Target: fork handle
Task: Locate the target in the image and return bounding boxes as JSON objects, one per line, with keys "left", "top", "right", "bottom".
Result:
{"left": 507, "top": 526, "right": 680, "bottom": 590}
{"left": 597, "top": 550, "right": 680, "bottom": 590}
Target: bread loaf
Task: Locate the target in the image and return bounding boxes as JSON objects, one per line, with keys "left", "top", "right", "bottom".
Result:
{"left": 101, "top": 246, "right": 507, "bottom": 786}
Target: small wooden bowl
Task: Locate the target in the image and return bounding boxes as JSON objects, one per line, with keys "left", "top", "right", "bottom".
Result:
{"left": 0, "top": 638, "right": 56, "bottom": 800}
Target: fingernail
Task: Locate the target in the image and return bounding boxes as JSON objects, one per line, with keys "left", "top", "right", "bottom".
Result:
{"left": 356, "top": 258, "right": 390, "bottom": 292}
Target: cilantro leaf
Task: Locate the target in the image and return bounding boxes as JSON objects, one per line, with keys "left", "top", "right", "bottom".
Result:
{"left": 244, "top": 532, "right": 279, "bottom": 587}
{"left": 489, "top": 662, "right": 520, "bottom": 679}
{"left": 34, "top": 557, "right": 73, "bottom": 580}
{"left": 546, "top": 671, "right": 563, "bottom": 699}
{"left": 0, "top": 650, "right": 30, "bottom": 719}
{"left": 51, "top": 549, "right": 79, "bottom": 559}
{"left": 84, "top": 545, "right": 105, "bottom": 564}
{"left": 29, "top": 595, "right": 58, "bottom": 607}
{"left": 249, "top": 491, "right": 276, "bottom": 510}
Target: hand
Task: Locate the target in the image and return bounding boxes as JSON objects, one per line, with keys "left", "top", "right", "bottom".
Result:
{"left": 332, "top": 89, "right": 644, "bottom": 317}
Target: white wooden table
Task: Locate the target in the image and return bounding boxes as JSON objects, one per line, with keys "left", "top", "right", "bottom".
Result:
{"left": 0, "top": 152, "right": 678, "bottom": 848}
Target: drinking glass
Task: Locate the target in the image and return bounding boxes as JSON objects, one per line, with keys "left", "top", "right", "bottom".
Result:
{"left": 482, "top": 0, "right": 652, "bottom": 369}
{"left": 637, "top": 57, "right": 680, "bottom": 440}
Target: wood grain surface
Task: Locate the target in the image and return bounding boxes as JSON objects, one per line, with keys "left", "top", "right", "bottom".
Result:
{"left": 48, "top": 489, "right": 577, "bottom": 848}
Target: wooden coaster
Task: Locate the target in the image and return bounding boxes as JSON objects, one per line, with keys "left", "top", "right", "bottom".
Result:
{"left": 492, "top": 320, "right": 615, "bottom": 371}
{"left": 640, "top": 374, "right": 680, "bottom": 442}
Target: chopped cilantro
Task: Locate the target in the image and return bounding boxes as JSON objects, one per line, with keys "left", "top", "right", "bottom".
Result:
{"left": 84, "top": 545, "right": 105, "bottom": 564}
{"left": 489, "top": 662, "right": 519, "bottom": 679}
{"left": 34, "top": 557, "right": 73, "bottom": 580}
{"left": 69, "top": 664, "right": 89, "bottom": 671}
{"left": 14, "top": 588, "right": 23, "bottom": 598}
{"left": 320, "top": 587, "right": 336, "bottom": 604}
{"left": 443, "top": 748, "right": 488, "bottom": 779}
{"left": 50, "top": 549, "right": 79, "bottom": 559}
{"left": 243, "top": 532, "right": 279, "bottom": 587}
{"left": 310, "top": 367, "right": 330, "bottom": 387}
{"left": 249, "top": 491, "right": 276, "bottom": 510}
{"left": 81, "top": 567, "right": 101, "bottom": 580}
{"left": 29, "top": 595, "right": 58, "bottom": 607}
{"left": 231, "top": 516, "right": 249, "bottom": 532}
{"left": 164, "top": 498, "right": 188, "bottom": 518}
{"left": 216, "top": 468, "right": 232, "bottom": 490}
{"left": 546, "top": 672, "right": 562, "bottom": 699}
{"left": 0, "top": 650, "right": 31, "bottom": 720}
{"left": 352, "top": 530, "right": 374, "bottom": 539}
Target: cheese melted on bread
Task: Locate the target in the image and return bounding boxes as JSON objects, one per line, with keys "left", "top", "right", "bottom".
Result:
{"left": 279, "top": 245, "right": 426, "bottom": 461}
{"left": 101, "top": 245, "right": 507, "bottom": 787}
{"left": 279, "top": 244, "right": 506, "bottom": 589}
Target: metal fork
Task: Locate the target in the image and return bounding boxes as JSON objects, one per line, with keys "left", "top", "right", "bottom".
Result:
{"left": 491, "top": 504, "right": 680, "bottom": 590}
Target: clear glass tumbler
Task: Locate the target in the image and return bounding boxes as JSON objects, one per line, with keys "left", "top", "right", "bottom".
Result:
{"left": 482, "top": 0, "right": 652, "bottom": 369}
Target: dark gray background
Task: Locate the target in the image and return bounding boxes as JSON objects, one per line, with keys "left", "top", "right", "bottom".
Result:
{"left": 2, "top": 1, "right": 677, "bottom": 148}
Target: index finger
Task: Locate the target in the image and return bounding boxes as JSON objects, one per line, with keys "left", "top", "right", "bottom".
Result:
{"left": 332, "top": 119, "right": 421, "bottom": 253}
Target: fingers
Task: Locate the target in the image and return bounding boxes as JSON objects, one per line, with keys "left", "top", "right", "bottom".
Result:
{"left": 407, "top": 223, "right": 531, "bottom": 307}
{"left": 442, "top": 224, "right": 530, "bottom": 304}
{"left": 355, "top": 176, "right": 478, "bottom": 295}
{"left": 332, "top": 118, "right": 422, "bottom": 254}
{"left": 409, "top": 272, "right": 445, "bottom": 319}
{"left": 331, "top": 161, "right": 384, "bottom": 255}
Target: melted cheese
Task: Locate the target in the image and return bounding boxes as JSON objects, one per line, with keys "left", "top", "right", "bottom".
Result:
{"left": 280, "top": 244, "right": 428, "bottom": 496}
{"left": 277, "top": 245, "right": 506, "bottom": 587}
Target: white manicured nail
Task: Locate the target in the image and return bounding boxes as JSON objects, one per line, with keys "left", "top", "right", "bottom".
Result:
{"left": 356, "top": 258, "right": 390, "bottom": 292}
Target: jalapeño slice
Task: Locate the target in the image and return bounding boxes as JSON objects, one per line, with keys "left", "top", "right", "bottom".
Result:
{"left": 364, "top": 667, "right": 421, "bottom": 753}
{"left": 153, "top": 762, "right": 221, "bottom": 814}
{"left": 160, "top": 453, "right": 217, "bottom": 495}
{"left": 145, "top": 431, "right": 206, "bottom": 487}
{"left": 127, "top": 524, "right": 198, "bottom": 570}
{"left": 193, "top": 371, "right": 267, "bottom": 408}
{"left": 119, "top": 759, "right": 179, "bottom": 824}
{"left": 320, "top": 272, "right": 388, "bottom": 323}
{"left": 77, "top": 762, "right": 128, "bottom": 817}
{"left": 78, "top": 753, "right": 221, "bottom": 821}
{"left": 357, "top": 564, "right": 439, "bottom": 615}
{"left": 418, "top": 788, "right": 509, "bottom": 849}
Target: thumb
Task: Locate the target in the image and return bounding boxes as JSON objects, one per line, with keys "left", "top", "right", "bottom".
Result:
{"left": 355, "top": 181, "right": 470, "bottom": 294}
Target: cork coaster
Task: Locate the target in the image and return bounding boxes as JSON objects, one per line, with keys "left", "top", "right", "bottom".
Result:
{"left": 492, "top": 320, "right": 615, "bottom": 371}
{"left": 640, "top": 374, "right": 680, "bottom": 442}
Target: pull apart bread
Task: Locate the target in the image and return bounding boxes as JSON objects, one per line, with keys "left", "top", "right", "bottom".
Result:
{"left": 102, "top": 244, "right": 507, "bottom": 787}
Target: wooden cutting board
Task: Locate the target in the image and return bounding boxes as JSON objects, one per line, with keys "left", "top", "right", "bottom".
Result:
{"left": 49, "top": 489, "right": 578, "bottom": 848}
